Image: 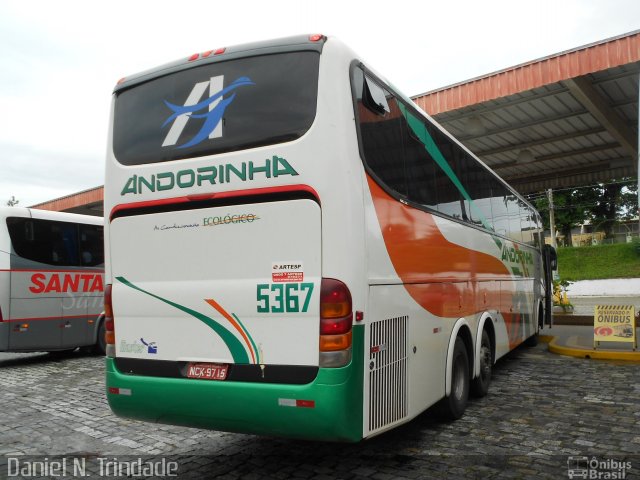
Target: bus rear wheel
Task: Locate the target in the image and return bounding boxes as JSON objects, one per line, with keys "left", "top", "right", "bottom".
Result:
{"left": 439, "top": 337, "right": 469, "bottom": 420}
{"left": 94, "top": 318, "right": 106, "bottom": 355}
{"left": 471, "top": 329, "right": 492, "bottom": 397}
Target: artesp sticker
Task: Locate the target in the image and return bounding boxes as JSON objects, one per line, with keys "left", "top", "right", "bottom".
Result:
{"left": 272, "top": 263, "right": 304, "bottom": 283}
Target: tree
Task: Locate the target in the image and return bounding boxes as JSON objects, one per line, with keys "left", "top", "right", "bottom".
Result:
{"left": 583, "top": 180, "right": 637, "bottom": 238}
{"left": 6, "top": 196, "right": 19, "bottom": 207}
{"left": 533, "top": 180, "right": 639, "bottom": 246}
{"left": 535, "top": 189, "right": 591, "bottom": 247}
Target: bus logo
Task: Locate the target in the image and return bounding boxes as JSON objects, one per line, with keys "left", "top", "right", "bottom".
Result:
{"left": 161, "top": 75, "right": 255, "bottom": 149}
{"left": 140, "top": 338, "right": 158, "bottom": 354}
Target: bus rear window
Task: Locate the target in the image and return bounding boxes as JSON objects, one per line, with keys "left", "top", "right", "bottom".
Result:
{"left": 113, "top": 51, "right": 320, "bottom": 166}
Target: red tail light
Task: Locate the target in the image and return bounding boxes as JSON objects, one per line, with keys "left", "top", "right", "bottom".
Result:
{"left": 319, "top": 279, "right": 353, "bottom": 367}
{"left": 320, "top": 278, "right": 352, "bottom": 334}
{"left": 104, "top": 284, "right": 116, "bottom": 356}
{"left": 320, "top": 278, "right": 352, "bottom": 319}
{"left": 104, "top": 284, "right": 113, "bottom": 318}
{"left": 309, "top": 34, "right": 324, "bottom": 42}
{"left": 320, "top": 316, "right": 352, "bottom": 335}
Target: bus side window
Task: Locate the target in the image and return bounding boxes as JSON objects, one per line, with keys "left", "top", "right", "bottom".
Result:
{"left": 24, "top": 220, "right": 34, "bottom": 242}
{"left": 520, "top": 201, "right": 537, "bottom": 246}
{"left": 506, "top": 195, "right": 522, "bottom": 243}
{"left": 402, "top": 115, "right": 439, "bottom": 211}
{"left": 355, "top": 68, "right": 406, "bottom": 197}
{"left": 362, "top": 75, "right": 390, "bottom": 116}
{"left": 490, "top": 181, "right": 510, "bottom": 238}
{"left": 7, "top": 217, "right": 82, "bottom": 267}
{"left": 50, "top": 223, "right": 79, "bottom": 266}
{"left": 80, "top": 225, "right": 104, "bottom": 267}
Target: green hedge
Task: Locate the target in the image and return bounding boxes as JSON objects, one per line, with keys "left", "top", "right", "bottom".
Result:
{"left": 557, "top": 241, "right": 640, "bottom": 281}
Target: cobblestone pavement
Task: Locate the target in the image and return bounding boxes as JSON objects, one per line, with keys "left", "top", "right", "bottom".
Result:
{"left": 0, "top": 344, "right": 639, "bottom": 479}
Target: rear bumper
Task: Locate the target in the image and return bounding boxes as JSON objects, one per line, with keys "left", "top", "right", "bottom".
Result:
{"left": 106, "top": 326, "right": 364, "bottom": 442}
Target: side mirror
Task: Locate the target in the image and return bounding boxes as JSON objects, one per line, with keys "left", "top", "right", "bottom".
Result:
{"left": 543, "top": 244, "right": 558, "bottom": 271}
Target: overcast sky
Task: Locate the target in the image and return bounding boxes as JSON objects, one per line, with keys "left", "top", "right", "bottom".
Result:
{"left": 1, "top": 0, "right": 639, "bottom": 208}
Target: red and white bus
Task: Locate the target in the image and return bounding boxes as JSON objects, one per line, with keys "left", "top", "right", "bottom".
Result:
{"left": 0, "top": 207, "right": 105, "bottom": 353}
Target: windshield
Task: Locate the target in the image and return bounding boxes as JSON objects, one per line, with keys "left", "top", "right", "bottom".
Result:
{"left": 113, "top": 51, "right": 320, "bottom": 165}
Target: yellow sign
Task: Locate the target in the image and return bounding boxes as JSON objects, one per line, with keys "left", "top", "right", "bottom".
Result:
{"left": 593, "top": 305, "right": 637, "bottom": 349}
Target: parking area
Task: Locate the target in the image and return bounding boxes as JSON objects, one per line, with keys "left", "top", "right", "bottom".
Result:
{"left": 1, "top": 343, "right": 639, "bottom": 479}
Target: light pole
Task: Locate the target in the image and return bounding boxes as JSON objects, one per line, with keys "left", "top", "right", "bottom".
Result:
{"left": 547, "top": 188, "right": 557, "bottom": 249}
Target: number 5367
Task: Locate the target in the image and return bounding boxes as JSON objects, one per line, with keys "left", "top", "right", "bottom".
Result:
{"left": 256, "top": 283, "right": 314, "bottom": 313}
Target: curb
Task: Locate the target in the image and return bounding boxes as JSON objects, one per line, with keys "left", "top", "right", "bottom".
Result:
{"left": 547, "top": 337, "right": 640, "bottom": 362}
{"left": 553, "top": 315, "right": 594, "bottom": 326}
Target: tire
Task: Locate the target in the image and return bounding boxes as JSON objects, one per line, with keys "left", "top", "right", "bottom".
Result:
{"left": 471, "top": 329, "right": 492, "bottom": 398}
{"left": 524, "top": 334, "right": 538, "bottom": 347}
{"left": 439, "top": 337, "right": 470, "bottom": 420}
{"left": 94, "top": 318, "right": 107, "bottom": 355}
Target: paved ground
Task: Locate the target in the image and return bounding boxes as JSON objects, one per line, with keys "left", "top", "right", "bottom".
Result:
{"left": 1, "top": 344, "right": 639, "bottom": 479}
{"left": 542, "top": 324, "right": 640, "bottom": 349}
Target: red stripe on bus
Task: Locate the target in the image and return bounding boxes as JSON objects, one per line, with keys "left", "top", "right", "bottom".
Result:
{"left": 3, "top": 314, "right": 93, "bottom": 323}
{"left": 109, "top": 184, "right": 321, "bottom": 221}
{"left": 0, "top": 269, "right": 104, "bottom": 274}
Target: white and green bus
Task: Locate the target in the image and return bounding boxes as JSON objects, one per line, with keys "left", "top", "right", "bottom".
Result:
{"left": 0, "top": 207, "right": 105, "bottom": 353}
{"left": 104, "top": 35, "right": 556, "bottom": 441}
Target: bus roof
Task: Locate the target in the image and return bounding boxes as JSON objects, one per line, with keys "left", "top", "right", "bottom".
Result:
{"left": 114, "top": 34, "right": 327, "bottom": 94}
{"left": 0, "top": 207, "right": 103, "bottom": 226}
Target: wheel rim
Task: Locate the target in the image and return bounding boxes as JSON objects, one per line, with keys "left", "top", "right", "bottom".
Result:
{"left": 480, "top": 344, "right": 491, "bottom": 381}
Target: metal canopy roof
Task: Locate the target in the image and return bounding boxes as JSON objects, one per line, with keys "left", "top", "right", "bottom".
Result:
{"left": 30, "top": 185, "right": 104, "bottom": 216}
{"left": 412, "top": 30, "right": 640, "bottom": 194}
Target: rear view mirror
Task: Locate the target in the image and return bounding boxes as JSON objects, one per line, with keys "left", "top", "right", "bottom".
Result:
{"left": 543, "top": 244, "right": 557, "bottom": 271}
{"left": 549, "top": 247, "right": 557, "bottom": 271}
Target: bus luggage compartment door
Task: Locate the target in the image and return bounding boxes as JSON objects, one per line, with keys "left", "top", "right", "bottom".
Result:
{"left": 109, "top": 198, "right": 322, "bottom": 367}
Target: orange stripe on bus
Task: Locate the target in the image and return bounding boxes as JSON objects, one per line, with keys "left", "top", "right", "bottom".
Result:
{"left": 367, "top": 175, "right": 524, "bottom": 347}
{"left": 205, "top": 299, "right": 256, "bottom": 364}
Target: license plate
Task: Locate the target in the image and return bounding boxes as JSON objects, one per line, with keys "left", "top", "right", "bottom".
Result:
{"left": 186, "top": 363, "right": 228, "bottom": 380}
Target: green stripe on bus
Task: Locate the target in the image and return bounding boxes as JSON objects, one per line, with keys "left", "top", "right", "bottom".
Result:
{"left": 232, "top": 312, "right": 261, "bottom": 364}
{"left": 397, "top": 103, "right": 502, "bottom": 250}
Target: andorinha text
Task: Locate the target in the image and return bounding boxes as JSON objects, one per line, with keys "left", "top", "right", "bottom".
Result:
{"left": 501, "top": 245, "right": 533, "bottom": 265}
{"left": 121, "top": 155, "right": 298, "bottom": 196}
{"left": 29, "top": 273, "right": 104, "bottom": 294}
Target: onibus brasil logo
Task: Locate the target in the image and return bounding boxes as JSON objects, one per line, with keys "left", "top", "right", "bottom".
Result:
{"left": 161, "top": 75, "right": 254, "bottom": 149}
